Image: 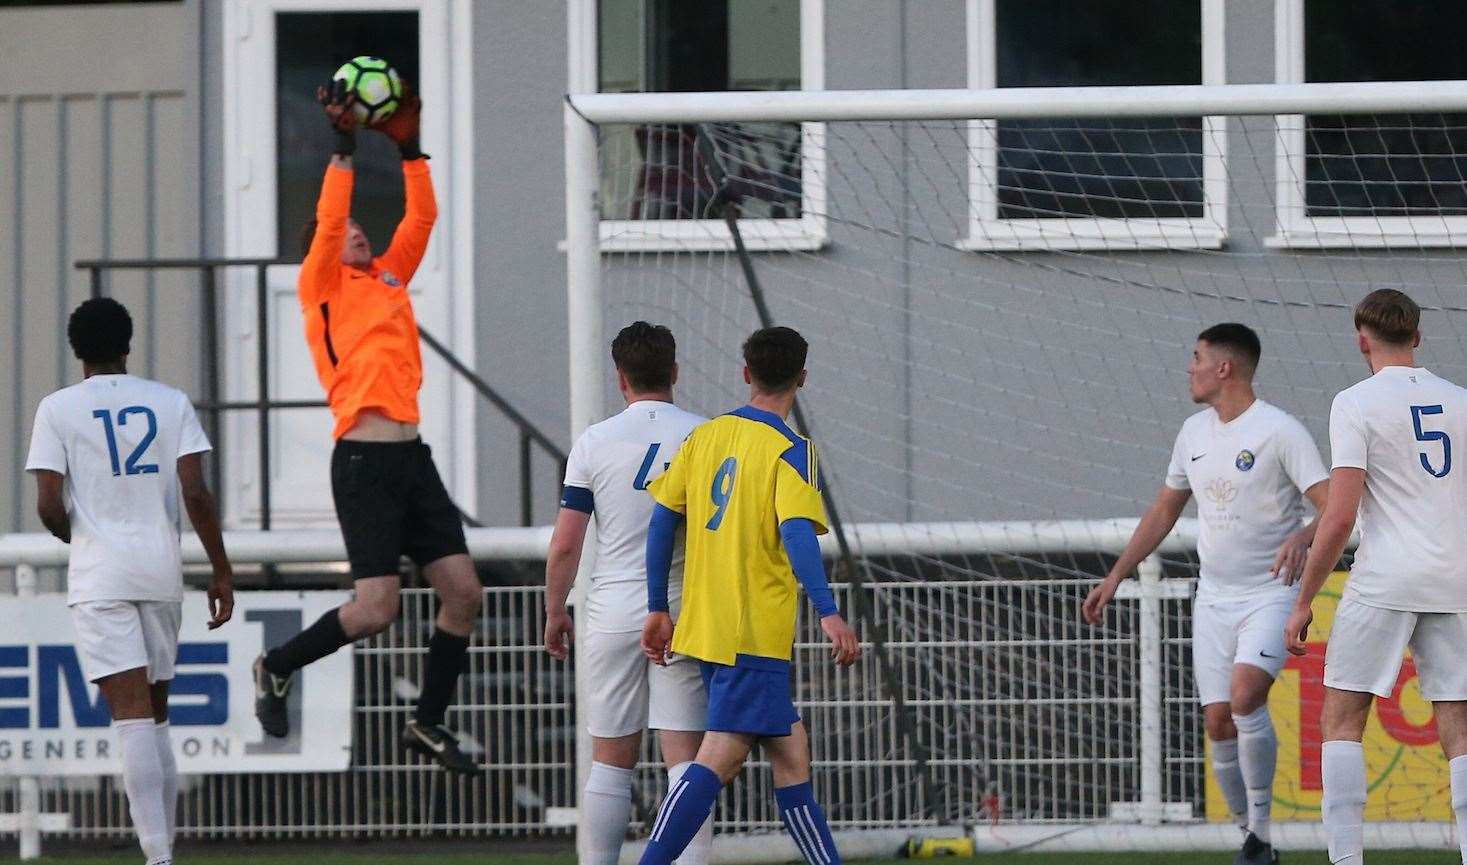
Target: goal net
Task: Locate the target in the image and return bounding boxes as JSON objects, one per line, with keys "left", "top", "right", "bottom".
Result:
{"left": 568, "top": 83, "right": 1467, "bottom": 849}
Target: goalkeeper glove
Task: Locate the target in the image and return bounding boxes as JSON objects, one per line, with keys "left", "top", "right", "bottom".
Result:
{"left": 317, "top": 79, "right": 358, "bottom": 157}
{"left": 373, "top": 90, "right": 427, "bottom": 161}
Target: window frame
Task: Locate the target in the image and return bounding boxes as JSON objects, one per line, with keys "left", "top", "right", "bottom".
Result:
{"left": 588, "top": 0, "right": 828, "bottom": 253}
{"left": 1269, "top": 0, "right": 1467, "bottom": 249}
{"left": 959, "top": 0, "right": 1228, "bottom": 252}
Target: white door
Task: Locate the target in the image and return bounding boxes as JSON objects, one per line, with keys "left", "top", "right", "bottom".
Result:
{"left": 222, "top": 0, "right": 476, "bottom": 528}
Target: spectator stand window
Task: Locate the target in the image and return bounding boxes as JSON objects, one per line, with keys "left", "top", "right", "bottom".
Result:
{"left": 594, "top": 0, "right": 827, "bottom": 252}
{"left": 960, "top": 0, "right": 1227, "bottom": 252}
{"left": 1271, "top": 1, "right": 1467, "bottom": 248}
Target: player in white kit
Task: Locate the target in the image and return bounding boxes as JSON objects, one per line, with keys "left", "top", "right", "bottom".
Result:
{"left": 1285, "top": 289, "right": 1467, "bottom": 865}
{"left": 542, "top": 322, "right": 711, "bottom": 865}
{"left": 25, "top": 298, "right": 235, "bottom": 865}
{"left": 1084, "top": 323, "right": 1329, "bottom": 865}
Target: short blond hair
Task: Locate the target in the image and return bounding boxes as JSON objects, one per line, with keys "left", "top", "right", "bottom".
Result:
{"left": 1354, "top": 289, "right": 1420, "bottom": 345}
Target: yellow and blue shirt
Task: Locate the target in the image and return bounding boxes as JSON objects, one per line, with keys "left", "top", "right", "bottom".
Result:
{"left": 647, "top": 405, "right": 829, "bottom": 666}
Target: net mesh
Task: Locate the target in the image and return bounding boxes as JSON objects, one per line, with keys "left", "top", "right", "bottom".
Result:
{"left": 595, "top": 113, "right": 1467, "bottom": 832}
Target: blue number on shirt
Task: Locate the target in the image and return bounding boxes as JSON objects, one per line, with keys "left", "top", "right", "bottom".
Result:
{"left": 92, "top": 410, "right": 121, "bottom": 476}
{"left": 118, "top": 406, "right": 160, "bottom": 474}
{"left": 92, "top": 406, "right": 159, "bottom": 476}
{"left": 1410, "top": 404, "right": 1452, "bottom": 478}
{"left": 706, "top": 457, "right": 737, "bottom": 531}
{"left": 632, "top": 442, "right": 661, "bottom": 490}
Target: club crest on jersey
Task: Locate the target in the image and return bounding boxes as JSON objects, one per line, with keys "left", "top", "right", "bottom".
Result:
{"left": 1204, "top": 477, "right": 1238, "bottom": 506}
{"left": 381, "top": 271, "right": 401, "bottom": 287}
{"left": 1235, "top": 449, "right": 1255, "bottom": 471}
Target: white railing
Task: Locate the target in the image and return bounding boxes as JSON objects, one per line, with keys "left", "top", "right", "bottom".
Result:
{"left": 0, "top": 518, "right": 1201, "bottom": 568}
{"left": 3, "top": 520, "right": 1207, "bottom": 854}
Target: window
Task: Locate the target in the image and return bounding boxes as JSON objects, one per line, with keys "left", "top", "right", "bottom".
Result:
{"left": 962, "top": 0, "right": 1226, "bottom": 251}
{"left": 1272, "top": 1, "right": 1467, "bottom": 247}
{"left": 275, "top": 12, "right": 420, "bottom": 260}
{"left": 593, "top": 0, "right": 826, "bottom": 251}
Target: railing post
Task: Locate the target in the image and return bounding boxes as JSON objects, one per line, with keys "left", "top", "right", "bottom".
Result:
{"left": 1137, "top": 553, "right": 1164, "bottom": 826}
{"left": 256, "top": 263, "right": 272, "bottom": 533}
{"left": 519, "top": 431, "right": 533, "bottom": 527}
{"left": 201, "top": 265, "right": 224, "bottom": 503}
{"left": 16, "top": 563, "right": 40, "bottom": 860}
{"left": 88, "top": 266, "right": 102, "bottom": 300}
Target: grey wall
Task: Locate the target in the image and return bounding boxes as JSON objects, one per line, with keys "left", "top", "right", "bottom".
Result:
{"left": 6, "top": 0, "right": 1467, "bottom": 535}
{"left": 594, "top": 0, "right": 1467, "bottom": 528}
{"left": 470, "top": 1, "right": 572, "bottom": 526}
{"left": 0, "top": 1, "right": 204, "bottom": 532}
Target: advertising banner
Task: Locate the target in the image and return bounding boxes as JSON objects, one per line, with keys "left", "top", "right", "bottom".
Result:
{"left": 1206, "top": 572, "right": 1449, "bottom": 821}
{"left": 0, "top": 590, "right": 353, "bottom": 775}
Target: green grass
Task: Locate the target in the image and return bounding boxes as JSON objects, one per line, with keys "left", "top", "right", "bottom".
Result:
{"left": 24, "top": 851, "right": 1465, "bottom": 864}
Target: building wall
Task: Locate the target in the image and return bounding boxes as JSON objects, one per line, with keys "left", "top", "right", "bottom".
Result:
{"left": 591, "top": 0, "right": 1467, "bottom": 527}
{"left": 4, "top": 0, "right": 1467, "bottom": 534}
{"left": 0, "top": 1, "right": 204, "bottom": 532}
{"left": 469, "top": 1, "right": 573, "bottom": 526}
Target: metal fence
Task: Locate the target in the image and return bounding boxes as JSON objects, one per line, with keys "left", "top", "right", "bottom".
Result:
{"left": 1, "top": 568, "right": 1205, "bottom": 840}
{"left": 77, "top": 258, "right": 566, "bottom": 531}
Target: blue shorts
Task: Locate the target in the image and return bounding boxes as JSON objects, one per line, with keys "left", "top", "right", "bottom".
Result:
{"left": 700, "top": 654, "right": 800, "bottom": 738}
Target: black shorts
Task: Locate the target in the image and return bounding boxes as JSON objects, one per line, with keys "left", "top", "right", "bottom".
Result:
{"left": 331, "top": 438, "right": 469, "bottom": 580}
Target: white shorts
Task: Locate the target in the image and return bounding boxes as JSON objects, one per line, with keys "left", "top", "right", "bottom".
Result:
{"left": 1192, "top": 591, "right": 1294, "bottom": 706}
{"left": 581, "top": 629, "right": 707, "bottom": 738}
{"left": 1323, "top": 597, "right": 1467, "bottom": 701}
{"left": 70, "top": 600, "right": 182, "bottom": 684}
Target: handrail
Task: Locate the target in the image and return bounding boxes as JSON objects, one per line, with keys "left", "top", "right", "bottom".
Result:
{"left": 76, "top": 257, "right": 564, "bottom": 532}
{"left": 0, "top": 518, "right": 1202, "bottom": 567}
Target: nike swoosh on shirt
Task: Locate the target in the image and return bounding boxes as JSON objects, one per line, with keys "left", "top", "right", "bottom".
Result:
{"left": 1259, "top": 651, "right": 1278, "bottom": 659}
{"left": 1191, "top": 453, "right": 1207, "bottom": 462}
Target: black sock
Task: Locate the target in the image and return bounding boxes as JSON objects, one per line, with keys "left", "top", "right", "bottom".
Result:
{"left": 263, "top": 608, "right": 350, "bottom": 677}
{"left": 414, "top": 629, "right": 470, "bottom": 727}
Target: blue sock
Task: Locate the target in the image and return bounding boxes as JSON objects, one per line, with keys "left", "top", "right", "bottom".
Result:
{"left": 639, "top": 762, "right": 721, "bottom": 865}
{"left": 776, "top": 781, "right": 842, "bottom": 865}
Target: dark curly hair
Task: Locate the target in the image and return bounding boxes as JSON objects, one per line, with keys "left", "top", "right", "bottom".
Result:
{"left": 67, "top": 297, "right": 133, "bottom": 364}
{"left": 611, "top": 321, "right": 677, "bottom": 391}
{"left": 742, "top": 326, "right": 807, "bottom": 392}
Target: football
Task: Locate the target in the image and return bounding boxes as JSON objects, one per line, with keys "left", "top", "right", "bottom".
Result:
{"left": 332, "top": 55, "right": 402, "bottom": 126}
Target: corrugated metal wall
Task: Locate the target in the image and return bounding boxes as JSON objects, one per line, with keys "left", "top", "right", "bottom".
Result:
{"left": 0, "top": 3, "right": 201, "bottom": 532}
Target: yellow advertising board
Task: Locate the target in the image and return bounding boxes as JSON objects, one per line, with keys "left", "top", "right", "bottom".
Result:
{"left": 1205, "top": 572, "right": 1450, "bottom": 822}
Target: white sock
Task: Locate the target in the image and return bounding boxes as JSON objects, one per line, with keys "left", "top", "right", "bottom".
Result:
{"left": 583, "top": 761, "right": 634, "bottom": 865}
{"left": 116, "top": 718, "right": 171, "bottom": 864}
{"left": 1450, "top": 754, "right": 1467, "bottom": 865}
{"left": 1322, "top": 740, "right": 1367, "bottom": 864}
{"left": 1234, "top": 706, "right": 1278, "bottom": 844}
{"left": 1211, "top": 737, "right": 1248, "bottom": 828}
{"left": 155, "top": 722, "right": 179, "bottom": 845}
{"left": 669, "top": 761, "right": 713, "bottom": 865}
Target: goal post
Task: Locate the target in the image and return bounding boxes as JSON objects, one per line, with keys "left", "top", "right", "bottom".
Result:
{"left": 564, "top": 79, "right": 1467, "bottom": 850}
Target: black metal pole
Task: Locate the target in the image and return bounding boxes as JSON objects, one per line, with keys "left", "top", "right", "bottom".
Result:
{"left": 202, "top": 266, "right": 223, "bottom": 503}
{"left": 256, "top": 263, "right": 272, "bottom": 533}
{"left": 89, "top": 266, "right": 103, "bottom": 299}
{"left": 707, "top": 127, "right": 948, "bottom": 821}
{"left": 519, "top": 431, "right": 533, "bottom": 528}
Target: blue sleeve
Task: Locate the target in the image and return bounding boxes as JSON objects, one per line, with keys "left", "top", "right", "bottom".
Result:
{"left": 559, "top": 485, "right": 594, "bottom": 514}
{"left": 779, "top": 518, "right": 839, "bottom": 618}
{"left": 646, "top": 503, "right": 684, "bottom": 614}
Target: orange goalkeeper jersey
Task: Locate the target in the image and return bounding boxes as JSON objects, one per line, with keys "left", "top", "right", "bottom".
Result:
{"left": 298, "top": 159, "right": 436, "bottom": 439}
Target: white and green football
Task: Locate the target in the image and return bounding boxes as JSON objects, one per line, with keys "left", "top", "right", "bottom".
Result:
{"left": 332, "top": 56, "right": 402, "bottom": 126}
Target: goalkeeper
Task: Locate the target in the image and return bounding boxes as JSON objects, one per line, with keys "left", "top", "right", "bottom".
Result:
{"left": 639, "top": 326, "right": 860, "bottom": 865}
{"left": 252, "top": 80, "right": 482, "bottom": 775}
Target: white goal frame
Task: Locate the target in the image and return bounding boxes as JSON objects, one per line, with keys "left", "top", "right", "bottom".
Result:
{"left": 561, "top": 77, "right": 1467, "bottom": 855}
